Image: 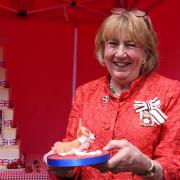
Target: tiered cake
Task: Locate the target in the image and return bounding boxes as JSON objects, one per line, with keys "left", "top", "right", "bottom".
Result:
{"left": 0, "top": 49, "right": 20, "bottom": 169}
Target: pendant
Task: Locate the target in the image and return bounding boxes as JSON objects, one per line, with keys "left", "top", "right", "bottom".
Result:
{"left": 140, "top": 111, "right": 154, "bottom": 127}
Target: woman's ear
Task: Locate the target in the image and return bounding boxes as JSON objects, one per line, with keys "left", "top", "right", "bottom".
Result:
{"left": 144, "top": 48, "right": 149, "bottom": 56}
{"left": 142, "top": 59, "right": 146, "bottom": 65}
{"left": 142, "top": 49, "right": 149, "bottom": 63}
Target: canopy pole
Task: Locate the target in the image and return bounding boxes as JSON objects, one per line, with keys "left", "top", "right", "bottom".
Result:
{"left": 0, "top": 4, "right": 18, "bottom": 13}
{"left": 72, "top": 26, "right": 78, "bottom": 97}
{"left": 28, "top": 4, "right": 68, "bottom": 15}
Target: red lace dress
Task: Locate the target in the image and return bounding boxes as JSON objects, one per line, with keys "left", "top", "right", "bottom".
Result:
{"left": 63, "top": 72, "right": 180, "bottom": 180}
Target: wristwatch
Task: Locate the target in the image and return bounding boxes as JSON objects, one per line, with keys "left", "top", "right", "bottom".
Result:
{"left": 137, "top": 160, "right": 156, "bottom": 177}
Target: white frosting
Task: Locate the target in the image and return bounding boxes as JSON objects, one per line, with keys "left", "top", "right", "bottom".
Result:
{"left": 78, "top": 135, "right": 89, "bottom": 144}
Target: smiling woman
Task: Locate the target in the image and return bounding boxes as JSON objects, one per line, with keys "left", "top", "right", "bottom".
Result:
{"left": 95, "top": 11, "right": 158, "bottom": 75}
{"left": 48, "top": 9, "right": 180, "bottom": 180}
{"left": 95, "top": 11, "right": 158, "bottom": 93}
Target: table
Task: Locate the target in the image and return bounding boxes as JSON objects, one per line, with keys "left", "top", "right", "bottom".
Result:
{"left": 0, "top": 155, "right": 51, "bottom": 180}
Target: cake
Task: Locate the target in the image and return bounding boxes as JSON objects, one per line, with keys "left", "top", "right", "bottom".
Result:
{"left": 0, "top": 50, "right": 21, "bottom": 170}
{"left": 0, "top": 101, "right": 20, "bottom": 170}
{"left": 0, "top": 144, "right": 20, "bottom": 167}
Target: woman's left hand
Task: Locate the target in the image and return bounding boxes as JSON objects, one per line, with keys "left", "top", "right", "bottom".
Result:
{"left": 94, "top": 140, "right": 152, "bottom": 174}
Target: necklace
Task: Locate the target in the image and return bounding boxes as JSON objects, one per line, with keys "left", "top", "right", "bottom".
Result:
{"left": 109, "top": 78, "right": 120, "bottom": 97}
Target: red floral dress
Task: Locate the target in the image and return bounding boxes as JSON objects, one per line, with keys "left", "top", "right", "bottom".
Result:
{"left": 63, "top": 72, "right": 180, "bottom": 180}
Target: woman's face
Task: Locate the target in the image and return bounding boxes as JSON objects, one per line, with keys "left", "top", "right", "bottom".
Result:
{"left": 104, "top": 37, "right": 147, "bottom": 86}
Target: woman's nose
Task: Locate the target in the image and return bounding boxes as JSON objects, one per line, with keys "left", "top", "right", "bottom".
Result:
{"left": 115, "top": 44, "right": 127, "bottom": 57}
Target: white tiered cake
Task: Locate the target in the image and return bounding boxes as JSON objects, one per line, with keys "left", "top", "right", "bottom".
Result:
{"left": 0, "top": 52, "right": 20, "bottom": 169}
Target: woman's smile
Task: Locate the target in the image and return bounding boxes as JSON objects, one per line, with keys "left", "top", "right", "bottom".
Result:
{"left": 113, "top": 61, "right": 132, "bottom": 70}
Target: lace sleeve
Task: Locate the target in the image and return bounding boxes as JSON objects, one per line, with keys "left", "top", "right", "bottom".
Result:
{"left": 154, "top": 83, "right": 180, "bottom": 179}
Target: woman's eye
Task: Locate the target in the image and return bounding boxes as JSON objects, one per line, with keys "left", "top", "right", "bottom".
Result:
{"left": 126, "top": 42, "right": 137, "bottom": 48}
{"left": 106, "top": 41, "right": 118, "bottom": 47}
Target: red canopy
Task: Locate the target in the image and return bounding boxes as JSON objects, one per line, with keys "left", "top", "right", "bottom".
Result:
{"left": 0, "top": 0, "right": 179, "bottom": 154}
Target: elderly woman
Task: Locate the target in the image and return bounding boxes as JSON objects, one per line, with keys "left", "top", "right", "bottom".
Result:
{"left": 49, "top": 9, "right": 180, "bottom": 179}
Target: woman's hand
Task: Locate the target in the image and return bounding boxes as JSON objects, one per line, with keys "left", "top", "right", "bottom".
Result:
{"left": 101, "top": 140, "right": 151, "bottom": 174}
{"left": 93, "top": 140, "right": 152, "bottom": 175}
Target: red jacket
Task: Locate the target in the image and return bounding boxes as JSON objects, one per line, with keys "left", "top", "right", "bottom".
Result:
{"left": 64, "top": 72, "right": 180, "bottom": 179}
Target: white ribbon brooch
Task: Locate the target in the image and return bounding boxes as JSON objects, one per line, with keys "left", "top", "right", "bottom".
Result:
{"left": 134, "top": 97, "right": 168, "bottom": 126}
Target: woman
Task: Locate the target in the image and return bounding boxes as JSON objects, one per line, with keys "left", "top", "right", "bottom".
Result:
{"left": 50, "top": 9, "right": 180, "bottom": 179}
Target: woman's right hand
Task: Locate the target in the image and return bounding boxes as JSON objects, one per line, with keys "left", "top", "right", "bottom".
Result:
{"left": 48, "top": 166, "right": 76, "bottom": 178}
{"left": 44, "top": 150, "right": 76, "bottom": 177}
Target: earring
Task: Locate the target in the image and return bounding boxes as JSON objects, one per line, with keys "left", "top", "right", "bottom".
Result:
{"left": 142, "top": 59, "right": 146, "bottom": 65}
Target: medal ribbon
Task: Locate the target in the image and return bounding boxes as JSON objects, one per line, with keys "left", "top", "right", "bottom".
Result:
{"left": 134, "top": 97, "right": 168, "bottom": 125}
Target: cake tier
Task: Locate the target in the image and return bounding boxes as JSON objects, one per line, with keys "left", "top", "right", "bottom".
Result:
{"left": 2, "top": 127, "right": 16, "bottom": 145}
{"left": 0, "top": 87, "right": 10, "bottom": 108}
{"left": 2, "top": 108, "right": 14, "bottom": 127}
{"left": 0, "top": 145, "right": 20, "bottom": 167}
{"left": 0, "top": 67, "right": 7, "bottom": 87}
